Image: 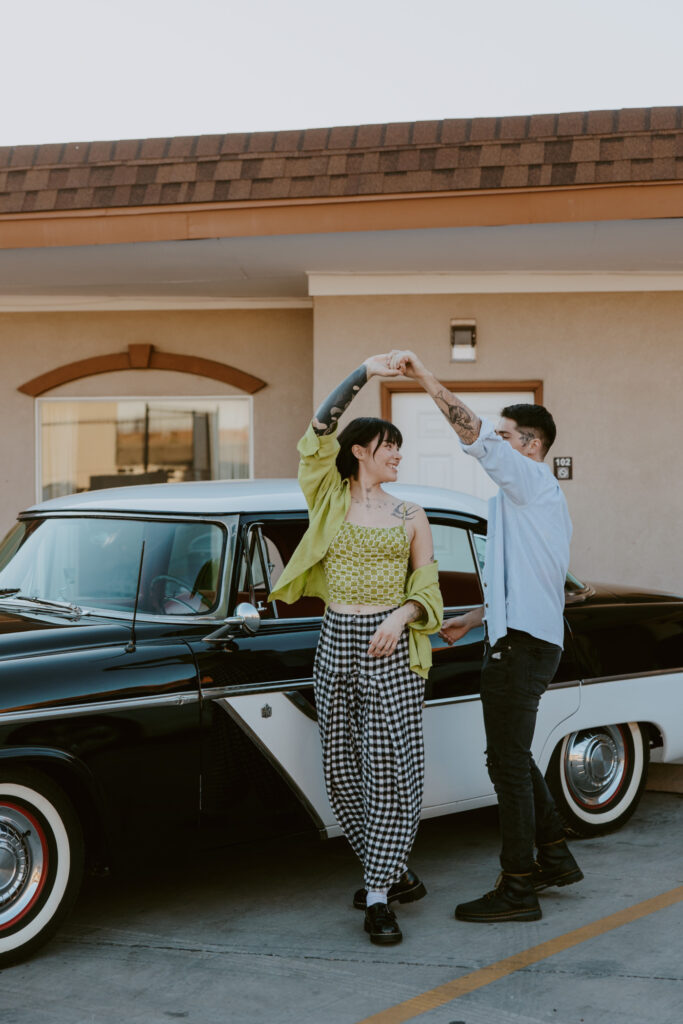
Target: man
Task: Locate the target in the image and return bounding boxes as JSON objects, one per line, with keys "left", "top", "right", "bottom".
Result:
{"left": 389, "top": 349, "right": 583, "bottom": 922}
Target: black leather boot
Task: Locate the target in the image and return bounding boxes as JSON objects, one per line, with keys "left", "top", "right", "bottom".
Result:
{"left": 353, "top": 869, "right": 426, "bottom": 909}
{"left": 532, "top": 838, "right": 584, "bottom": 891}
{"left": 364, "top": 902, "right": 402, "bottom": 944}
{"left": 455, "top": 872, "right": 542, "bottom": 922}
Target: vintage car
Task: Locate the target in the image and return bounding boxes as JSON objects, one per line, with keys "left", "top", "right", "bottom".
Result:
{"left": 0, "top": 479, "right": 682, "bottom": 965}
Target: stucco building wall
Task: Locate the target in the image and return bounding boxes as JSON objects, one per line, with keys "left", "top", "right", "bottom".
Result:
{"left": 0, "top": 308, "right": 312, "bottom": 531}
{"left": 0, "top": 295, "right": 681, "bottom": 596}
{"left": 313, "top": 292, "right": 683, "bottom": 595}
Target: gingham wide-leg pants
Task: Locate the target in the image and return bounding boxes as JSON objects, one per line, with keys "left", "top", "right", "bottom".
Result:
{"left": 313, "top": 609, "right": 425, "bottom": 890}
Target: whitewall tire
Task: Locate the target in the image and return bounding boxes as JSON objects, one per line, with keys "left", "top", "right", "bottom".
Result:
{"left": 0, "top": 768, "right": 84, "bottom": 966}
{"left": 546, "top": 722, "right": 649, "bottom": 837}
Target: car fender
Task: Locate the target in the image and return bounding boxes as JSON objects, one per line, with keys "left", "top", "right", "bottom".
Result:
{"left": 0, "top": 744, "right": 111, "bottom": 866}
{"left": 536, "top": 670, "right": 683, "bottom": 768}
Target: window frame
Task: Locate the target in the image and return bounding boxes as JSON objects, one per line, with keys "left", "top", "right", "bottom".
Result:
{"left": 426, "top": 513, "right": 486, "bottom": 613}
{"left": 235, "top": 513, "right": 321, "bottom": 624}
{"left": 380, "top": 379, "right": 544, "bottom": 420}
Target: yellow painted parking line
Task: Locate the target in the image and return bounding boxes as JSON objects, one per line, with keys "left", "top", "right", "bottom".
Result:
{"left": 356, "top": 885, "right": 683, "bottom": 1024}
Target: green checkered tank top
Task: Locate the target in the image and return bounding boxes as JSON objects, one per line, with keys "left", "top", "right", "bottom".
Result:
{"left": 322, "top": 510, "right": 410, "bottom": 606}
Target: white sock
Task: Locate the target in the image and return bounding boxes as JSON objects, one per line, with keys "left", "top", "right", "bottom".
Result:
{"left": 366, "top": 888, "right": 388, "bottom": 907}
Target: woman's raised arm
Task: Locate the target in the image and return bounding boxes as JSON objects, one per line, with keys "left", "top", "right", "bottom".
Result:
{"left": 312, "top": 355, "right": 401, "bottom": 435}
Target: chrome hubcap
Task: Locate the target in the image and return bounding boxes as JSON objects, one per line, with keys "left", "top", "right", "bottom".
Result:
{"left": 0, "top": 807, "right": 44, "bottom": 925}
{"left": 564, "top": 726, "right": 627, "bottom": 808}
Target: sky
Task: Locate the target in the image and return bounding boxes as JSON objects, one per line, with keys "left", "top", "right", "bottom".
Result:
{"left": 2, "top": 0, "right": 682, "bottom": 147}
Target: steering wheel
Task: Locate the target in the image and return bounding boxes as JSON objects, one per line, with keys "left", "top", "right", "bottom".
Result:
{"left": 149, "top": 573, "right": 198, "bottom": 613}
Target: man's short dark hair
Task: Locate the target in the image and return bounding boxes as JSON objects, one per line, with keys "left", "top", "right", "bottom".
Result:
{"left": 501, "top": 403, "right": 557, "bottom": 455}
{"left": 336, "top": 417, "right": 403, "bottom": 479}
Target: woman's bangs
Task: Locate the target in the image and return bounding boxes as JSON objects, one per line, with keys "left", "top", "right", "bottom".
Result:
{"left": 375, "top": 421, "right": 403, "bottom": 451}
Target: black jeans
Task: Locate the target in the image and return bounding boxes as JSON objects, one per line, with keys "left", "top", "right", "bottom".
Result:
{"left": 480, "top": 629, "right": 565, "bottom": 874}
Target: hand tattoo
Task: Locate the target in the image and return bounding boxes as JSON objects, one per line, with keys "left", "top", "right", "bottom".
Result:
{"left": 313, "top": 365, "right": 367, "bottom": 435}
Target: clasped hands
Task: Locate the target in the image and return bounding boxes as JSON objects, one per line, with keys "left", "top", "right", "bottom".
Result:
{"left": 369, "top": 610, "right": 471, "bottom": 657}
{"left": 365, "top": 350, "right": 425, "bottom": 379}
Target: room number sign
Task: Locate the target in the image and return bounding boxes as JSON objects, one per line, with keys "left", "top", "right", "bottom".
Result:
{"left": 553, "top": 456, "right": 573, "bottom": 480}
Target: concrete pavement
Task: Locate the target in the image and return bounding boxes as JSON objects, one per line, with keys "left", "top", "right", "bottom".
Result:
{"left": 1, "top": 788, "right": 682, "bottom": 1024}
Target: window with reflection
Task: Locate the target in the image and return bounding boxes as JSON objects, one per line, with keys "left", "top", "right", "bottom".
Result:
{"left": 0, "top": 517, "right": 234, "bottom": 617}
{"left": 237, "top": 518, "right": 324, "bottom": 620}
{"left": 39, "top": 397, "right": 251, "bottom": 500}
{"left": 0, "top": 522, "right": 27, "bottom": 574}
{"left": 473, "top": 533, "right": 487, "bottom": 573}
{"left": 431, "top": 522, "right": 483, "bottom": 609}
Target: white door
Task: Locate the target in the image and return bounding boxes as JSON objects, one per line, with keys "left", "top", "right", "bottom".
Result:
{"left": 392, "top": 390, "right": 535, "bottom": 501}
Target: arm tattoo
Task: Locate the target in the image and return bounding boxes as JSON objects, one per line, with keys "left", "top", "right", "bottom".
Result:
{"left": 312, "top": 365, "right": 368, "bottom": 435}
{"left": 402, "top": 600, "right": 423, "bottom": 624}
{"left": 433, "top": 388, "right": 480, "bottom": 444}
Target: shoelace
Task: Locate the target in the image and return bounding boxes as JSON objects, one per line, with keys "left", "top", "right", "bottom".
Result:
{"left": 483, "top": 872, "right": 513, "bottom": 899}
{"left": 484, "top": 872, "right": 534, "bottom": 900}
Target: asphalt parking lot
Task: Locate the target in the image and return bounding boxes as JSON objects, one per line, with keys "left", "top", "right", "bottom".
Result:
{"left": 2, "top": 778, "right": 682, "bottom": 1024}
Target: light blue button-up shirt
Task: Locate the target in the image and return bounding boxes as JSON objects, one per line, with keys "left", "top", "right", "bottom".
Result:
{"left": 461, "top": 418, "right": 572, "bottom": 649}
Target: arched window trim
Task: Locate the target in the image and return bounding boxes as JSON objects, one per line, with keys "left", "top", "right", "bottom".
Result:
{"left": 19, "top": 344, "right": 266, "bottom": 397}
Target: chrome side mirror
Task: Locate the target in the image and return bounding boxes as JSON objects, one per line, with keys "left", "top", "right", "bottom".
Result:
{"left": 203, "top": 602, "right": 261, "bottom": 643}
{"left": 230, "top": 602, "right": 261, "bottom": 635}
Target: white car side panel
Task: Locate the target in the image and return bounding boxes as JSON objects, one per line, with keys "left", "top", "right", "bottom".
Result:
{"left": 537, "top": 672, "right": 683, "bottom": 764}
{"left": 423, "top": 684, "right": 581, "bottom": 806}
{"left": 222, "top": 673, "right": 682, "bottom": 838}
{"left": 422, "top": 698, "right": 488, "bottom": 805}
{"left": 224, "top": 679, "right": 586, "bottom": 836}
{"left": 221, "top": 693, "right": 338, "bottom": 832}
{"left": 533, "top": 685, "right": 583, "bottom": 768}
{"left": 421, "top": 795, "right": 498, "bottom": 820}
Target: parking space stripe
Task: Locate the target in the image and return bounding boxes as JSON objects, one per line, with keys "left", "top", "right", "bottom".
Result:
{"left": 356, "top": 885, "right": 683, "bottom": 1024}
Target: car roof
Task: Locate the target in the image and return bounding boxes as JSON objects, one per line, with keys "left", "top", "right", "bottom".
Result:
{"left": 27, "top": 479, "right": 487, "bottom": 520}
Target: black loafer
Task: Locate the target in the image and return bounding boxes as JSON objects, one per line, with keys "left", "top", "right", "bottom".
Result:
{"left": 353, "top": 869, "right": 426, "bottom": 909}
{"left": 364, "top": 902, "right": 402, "bottom": 945}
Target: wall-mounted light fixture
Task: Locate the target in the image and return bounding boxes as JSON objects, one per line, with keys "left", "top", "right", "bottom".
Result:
{"left": 450, "top": 319, "right": 477, "bottom": 362}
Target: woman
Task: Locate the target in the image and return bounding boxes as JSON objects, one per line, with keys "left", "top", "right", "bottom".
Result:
{"left": 269, "top": 354, "right": 443, "bottom": 946}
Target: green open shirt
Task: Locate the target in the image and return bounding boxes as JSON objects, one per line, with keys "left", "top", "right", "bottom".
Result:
{"left": 268, "top": 423, "right": 444, "bottom": 679}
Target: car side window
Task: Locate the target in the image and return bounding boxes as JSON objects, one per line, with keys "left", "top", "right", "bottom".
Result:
{"left": 236, "top": 518, "right": 324, "bottom": 620}
{"left": 162, "top": 523, "right": 224, "bottom": 613}
{"left": 424, "top": 521, "right": 484, "bottom": 703}
{"left": 430, "top": 521, "right": 483, "bottom": 609}
{"left": 236, "top": 516, "right": 484, "bottom": 619}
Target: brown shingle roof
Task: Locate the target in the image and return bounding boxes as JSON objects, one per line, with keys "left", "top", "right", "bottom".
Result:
{"left": 1, "top": 107, "right": 682, "bottom": 215}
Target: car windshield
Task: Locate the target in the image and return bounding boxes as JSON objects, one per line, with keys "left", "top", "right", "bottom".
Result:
{"left": 0, "top": 516, "right": 233, "bottom": 617}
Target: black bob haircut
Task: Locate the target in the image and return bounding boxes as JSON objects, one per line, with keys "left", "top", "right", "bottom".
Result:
{"left": 336, "top": 417, "right": 403, "bottom": 480}
{"left": 501, "top": 403, "right": 557, "bottom": 454}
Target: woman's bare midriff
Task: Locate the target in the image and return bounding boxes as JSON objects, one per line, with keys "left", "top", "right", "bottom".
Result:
{"left": 328, "top": 602, "right": 397, "bottom": 615}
